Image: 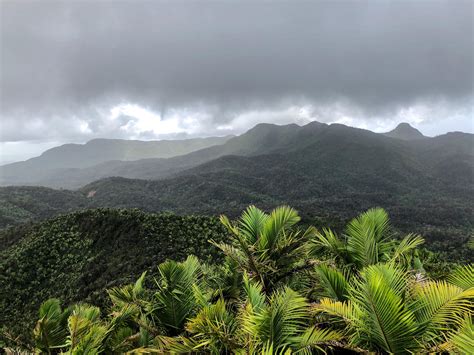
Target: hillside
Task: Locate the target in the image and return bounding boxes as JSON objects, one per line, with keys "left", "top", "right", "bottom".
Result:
{"left": 0, "top": 135, "right": 232, "bottom": 186}
{"left": 0, "top": 122, "right": 332, "bottom": 189}
{"left": 0, "top": 123, "right": 472, "bottom": 259}
{"left": 1, "top": 206, "right": 471, "bottom": 353}
{"left": 1, "top": 121, "right": 468, "bottom": 190}
{"left": 0, "top": 186, "right": 88, "bottom": 228}
{"left": 0, "top": 209, "right": 227, "bottom": 343}
{"left": 384, "top": 122, "right": 425, "bottom": 140}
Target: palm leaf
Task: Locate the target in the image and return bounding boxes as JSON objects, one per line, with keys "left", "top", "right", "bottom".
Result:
{"left": 315, "top": 265, "right": 350, "bottom": 301}
{"left": 389, "top": 233, "right": 424, "bottom": 267}
{"left": 239, "top": 205, "right": 269, "bottom": 244}
{"left": 259, "top": 206, "right": 300, "bottom": 252}
{"left": 447, "top": 264, "right": 474, "bottom": 290}
{"left": 152, "top": 255, "right": 202, "bottom": 334}
{"left": 350, "top": 265, "right": 418, "bottom": 354}
{"left": 314, "top": 298, "right": 358, "bottom": 326}
{"left": 33, "top": 298, "right": 70, "bottom": 352}
{"left": 185, "top": 298, "right": 238, "bottom": 352}
{"left": 346, "top": 208, "right": 391, "bottom": 267}
{"left": 412, "top": 280, "right": 474, "bottom": 345}
{"left": 295, "top": 326, "right": 344, "bottom": 354}
{"left": 439, "top": 315, "right": 474, "bottom": 354}
{"left": 242, "top": 287, "right": 308, "bottom": 352}
{"left": 309, "top": 227, "right": 346, "bottom": 261}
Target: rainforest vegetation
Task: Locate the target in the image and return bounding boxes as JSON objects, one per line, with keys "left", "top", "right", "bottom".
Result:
{"left": 2, "top": 206, "right": 472, "bottom": 354}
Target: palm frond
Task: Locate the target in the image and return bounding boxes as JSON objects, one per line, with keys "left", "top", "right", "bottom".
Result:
{"left": 315, "top": 264, "right": 350, "bottom": 301}
{"left": 346, "top": 208, "right": 391, "bottom": 268}
{"left": 239, "top": 205, "right": 269, "bottom": 244}
{"left": 242, "top": 273, "right": 266, "bottom": 313}
{"left": 33, "top": 298, "right": 70, "bottom": 352}
{"left": 412, "top": 280, "right": 474, "bottom": 345}
{"left": 71, "top": 323, "right": 108, "bottom": 354}
{"left": 184, "top": 298, "right": 238, "bottom": 352}
{"left": 314, "top": 298, "right": 358, "bottom": 325}
{"left": 309, "top": 227, "right": 346, "bottom": 261}
{"left": 389, "top": 233, "right": 424, "bottom": 267}
{"left": 447, "top": 264, "right": 474, "bottom": 290}
{"left": 243, "top": 287, "right": 308, "bottom": 352}
{"left": 259, "top": 206, "right": 300, "bottom": 252}
{"left": 350, "top": 264, "right": 418, "bottom": 354}
{"left": 295, "top": 326, "right": 344, "bottom": 354}
{"left": 67, "top": 304, "right": 102, "bottom": 350}
{"left": 152, "top": 255, "right": 202, "bottom": 334}
{"left": 438, "top": 315, "right": 474, "bottom": 354}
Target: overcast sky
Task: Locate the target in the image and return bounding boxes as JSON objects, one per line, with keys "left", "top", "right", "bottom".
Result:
{"left": 0, "top": 0, "right": 473, "bottom": 164}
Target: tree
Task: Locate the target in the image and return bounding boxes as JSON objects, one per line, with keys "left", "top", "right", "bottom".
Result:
{"left": 27, "top": 206, "right": 473, "bottom": 354}
{"left": 213, "top": 205, "right": 316, "bottom": 293}
{"left": 310, "top": 207, "right": 424, "bottom": 271}
{"left": 315, "top": 264, "right": 474, "bottom": 354}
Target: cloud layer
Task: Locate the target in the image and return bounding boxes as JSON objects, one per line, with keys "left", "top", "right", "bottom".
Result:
{"left": 0, "top": 0, "right": 473, "bottom": 161}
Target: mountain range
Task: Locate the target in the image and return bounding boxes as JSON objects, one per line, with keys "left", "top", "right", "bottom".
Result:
{"left": 0, "top": 135, "right": 232, "bottom": 187}
{"left": 0, "top": 121, "right": 472, "bottom": 261}
{"left": 0, "top": 122, "right": 447, "bottom": 189}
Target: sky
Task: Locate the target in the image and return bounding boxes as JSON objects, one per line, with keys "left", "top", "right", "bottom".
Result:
{"left": 0, "top": 0, "right": 473, "bottom": 164}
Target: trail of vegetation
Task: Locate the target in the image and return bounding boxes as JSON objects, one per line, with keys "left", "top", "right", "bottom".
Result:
{"left": 2, "top": 206, "right": 472, "bottom": 354}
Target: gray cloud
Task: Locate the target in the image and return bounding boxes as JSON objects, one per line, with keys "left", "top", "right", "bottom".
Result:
{"left": 0, "top": 0, "right": 473, "bottom": 153}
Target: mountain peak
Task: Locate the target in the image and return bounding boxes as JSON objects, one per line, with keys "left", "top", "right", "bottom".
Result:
{"left": 384, "top": 122, "right": 425, "bottom": 140}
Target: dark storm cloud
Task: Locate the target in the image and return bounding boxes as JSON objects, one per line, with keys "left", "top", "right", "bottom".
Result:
{"left": 0, "top": 0, "right": 473, "bottom": 147}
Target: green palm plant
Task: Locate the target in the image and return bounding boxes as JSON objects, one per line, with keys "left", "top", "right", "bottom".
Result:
{"left": 439, "top": 315, "right": 474, "bottom": 354}
{"left": 201, "top": 257, "right": 243, "bottom": 304}
{"left": 66, "top": 303, "right": 108, "bottom": 354}
{"left": 173, "top": 298, "right": 239, "bottom": 353}
{"left": 28, "top": 206, "right": 472, "bottom": 355}
{"left": 310, "top": 208, "right": 424, "bottom": 271}
{"left": 150, "top": 255, "right": 203, "bottom": 335}
{"left": 33, "top": 298, "right": 71, "bottom": 354}
{"left": 315, "top": 263, "right": 474, "bottom": 354}
{"left": 214, "top": 205, "right": 317, "bottom": 292}
{"left": 167, "top": 274, "right": 342, "bottom": 354}
{"left": 33, "top": 300, "right": 112, "bottom": 354}
{"left": 238, "top": 275, "right": 343, "bottom": 354}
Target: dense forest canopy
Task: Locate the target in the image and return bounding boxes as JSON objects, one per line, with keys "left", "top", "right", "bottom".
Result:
{"left": 1, "top": 206, "right": 472, "bottom": 354}
{"left": 1, "top": 123, "right": 472, "bottom": 263}
{"left": 2, "top": 1, "right": 473, "bottom": 353}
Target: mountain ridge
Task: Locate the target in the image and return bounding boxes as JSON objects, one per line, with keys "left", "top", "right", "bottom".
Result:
{"left": 0, "top": 135, "right": 233, "bottom": 186}
{"left": 3, "top": 121, "right": 462, "bottom": 189}
{"left": 1, "top": 122, "right": 472, "bottom": 262}
{"left": 384, "top": 122, "right": 425, "bottom": 140}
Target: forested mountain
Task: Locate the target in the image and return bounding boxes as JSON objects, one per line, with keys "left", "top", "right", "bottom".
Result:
{"left": 0, "top": 209, "right": 227, "bottom": 344}
{"left": 1, "top": 122, "right": 330, "bottom": 188}
{"left": 0, "top": 135, "right": 232, "bottom": 186}
{"left": 0, "top": 122, "right": 472, "bottom": 259}
{"left": 0, "top": 123, "right": 472, "bottom": 349}
{"left": 0, "top": 122, "right": 472, "bottom": 191}
{"left": 383, "top": 122, "right": 425, "bottom": 140}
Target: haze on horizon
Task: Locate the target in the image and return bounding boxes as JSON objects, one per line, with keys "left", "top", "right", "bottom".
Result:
{"left": 0, "top": 0, "right": 473, "bottom": 164}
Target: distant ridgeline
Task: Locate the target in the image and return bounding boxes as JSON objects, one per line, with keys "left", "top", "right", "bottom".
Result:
{"left": 0, "top": 122, "right": 472, "bottom": 262}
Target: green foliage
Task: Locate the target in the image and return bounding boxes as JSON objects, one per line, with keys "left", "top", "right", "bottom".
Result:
{"left": 0, "top": 208, "right": 227, "bottom": 347}
{"left": 214, "top": 205, "right": 316, "bottom": 292}
{"left": 2, "top": 205, "right": 473, "bottom": 354}
{"left": 152, "top": 256, "right": 203, "bottom": 334}
{"left": 33, "top": 298, "right": 71, "bottom": 353}
{"left": 310, "top": 207, "right": 425, "bottom": 273}
{"left": 1, "top": 123, "right": 472, "bottom": 263}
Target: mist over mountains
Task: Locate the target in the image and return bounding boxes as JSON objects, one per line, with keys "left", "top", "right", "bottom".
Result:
{"left": 1, "top": 119, "right": 473, "bottom": 349}
{"left": 1, "top": 121, "right": 472, "bottom": 259}
{"left": 1, "top": 121, "right": 470, "bottom": 190}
